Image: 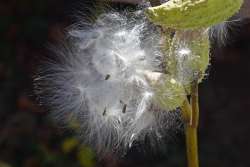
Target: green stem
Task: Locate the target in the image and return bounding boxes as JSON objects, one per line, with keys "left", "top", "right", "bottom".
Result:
{"left": 181, "top": 80, "right": 199, "bottom": 167}
{"left": 185, "top": 125, "right": 199, "bottom": 167}
{"left": 191, "top": 80, "right": 199, "bottom": 128}
{"left": 180, "top": 97, "right": 191, "bottom": 124}
{"left": 187, "top": 81, "right": 200, "bottom": 167}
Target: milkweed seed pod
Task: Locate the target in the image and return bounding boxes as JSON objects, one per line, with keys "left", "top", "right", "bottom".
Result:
{"left": 145, "top": 0, "right": 243, "bottom": 29}
{"left": 143, "top": 71, "right": 186, "bottom": 111}
{"left": 162, "top": 29, "right": 210, "bottom": 93}
{"left": 153, "top": 76, "right": 186, "bottom": 111}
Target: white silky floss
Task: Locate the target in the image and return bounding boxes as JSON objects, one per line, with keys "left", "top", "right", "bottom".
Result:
{"left": 35, "top": 10, "right": 180, "bottom": 154}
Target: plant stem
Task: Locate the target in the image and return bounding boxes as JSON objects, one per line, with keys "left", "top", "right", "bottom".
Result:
{"left": 191, "top": 80, "right": 199, "bottom": 129}
{"left": 181, "top": 80, "right": 200, "bottom": 167}
{"left": 180, "top": 97, "right": 191, "bottom": 124}
{"left": 185, "top": 124, "right": 199, "bottom": 167}
{"left": 185, "top": 81, "right": 199, "bottom": 167}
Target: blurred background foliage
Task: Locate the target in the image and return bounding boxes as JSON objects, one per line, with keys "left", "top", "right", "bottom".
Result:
{"left": 0, "top": 0, "right": 250, "bottom": 167}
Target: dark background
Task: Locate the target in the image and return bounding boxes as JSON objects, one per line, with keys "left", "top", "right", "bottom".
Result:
{"left": 1, "top": 0, "right": 250, "bottom": 167}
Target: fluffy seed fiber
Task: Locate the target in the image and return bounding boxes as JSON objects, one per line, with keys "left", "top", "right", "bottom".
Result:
{"left": 34, "top": 9, "right": 181, "bottom": 155}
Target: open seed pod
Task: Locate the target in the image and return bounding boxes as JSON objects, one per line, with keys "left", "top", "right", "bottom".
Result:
{"left": 163, "top": 29, "right": 210, "bottom": 93}
{"left": 147, "top": 73, "right": 186, "bottom": 111}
